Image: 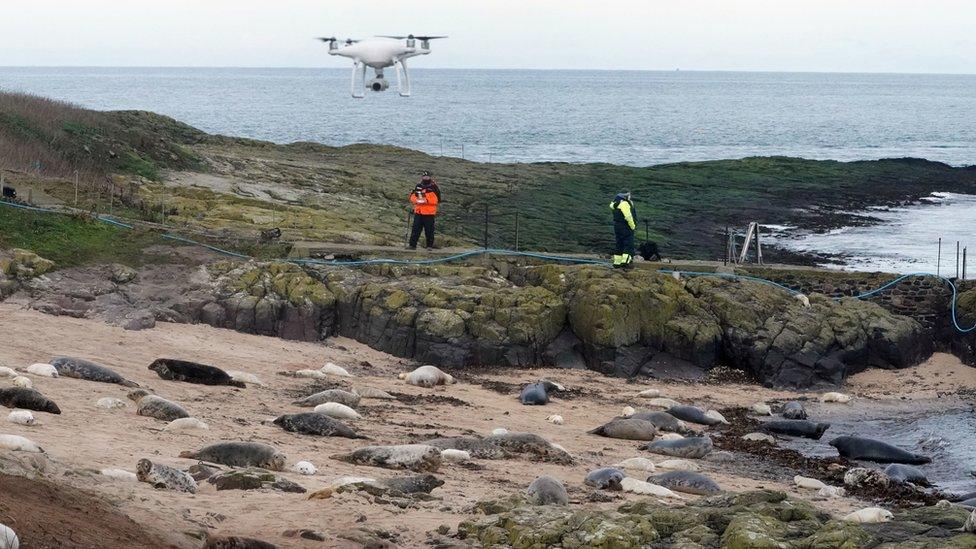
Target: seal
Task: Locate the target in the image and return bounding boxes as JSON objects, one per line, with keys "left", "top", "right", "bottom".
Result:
{"left": 50, "top": 357, "right": 138, "bottom": 387}
{"left": 321, "top": 363, "right": 352, "bottom": 377}
{"left": 614, "top": 457, "right": 656, "bottom": 473}
{"left": 587, "top": 418, "right": 658, "bottom": 441}
{"left": 380, "top": 474, "right": 444, "bottom": 495}
{"left": 164, "top": 417, "right": 209, "bottom": 432}
{"left": 666, "top": 405, "right": 723, "bottom": 426}
{"left": 24, "top": 363, "right": 58, "bottom": 377}
{"left": 640, "top": 435, "right": 713, "bottom": 459}
{"left": 204, "top": 535, "right": 277, "bottom": 549}
{"left": 655, "top": 459, "right": 700, "bottom": 471}
{"left": 95, "top": 397, "right": 126, "bottom": 410}
{"left": 11, "top": 376, "right": 31, "bottom": 388}
{"left": 293, "top": 461, "right": 317, "bottom": 475}
{"left": 820, "top": 392, "right": 851, "bottom": 404}
{"left": 180, "top": 441, "right": 286, "bottom": 471}
{"left": 0, "top": 523, "right": 19, "bottom": 549}
{"left": 313, "top": 402, "right": 362, "bottom": 420}
{"left": 485, "top": 432, "right": 575, "bottom": 465}
{"left": 292, "top": 389, "right": 360, "bottom": 408}
{"left": 628, "top": 411, "right": 689, "bottom": 433}
{"left": 781, "top": 401, "right": 807, "bottom": 420}
{"left": 441, "top": 449, "right": 471, "bottom": 462}
{"left": 273, "top": 412, "right": 366, "bottom": 439}
{"left": 422, "top": 436, "right": 507, "bottom": 460}
{"left": 751, "top": 402, "right": 772, "bottom": 416}
{"left": 127, "top": 389, "right": 189, "bottom": 421}
{"left": 794, "top": 475, "right": 827, "bottom": 490}
{"left": 843, "top": 507, "right": 893, "bottom": 524}
{"left": 101, "top": 468, "right": 138, "bottom": 482}
{"left": 353, "top": 386, "right": 395, "bottom": 400}
{"left": 0, "top": 434, "right": 43, "bottom": 453}
{"left": 0, "top": 387, "right": 61, "bottom": 414}
{"left": 584, "top": 467, "right": 625, "bottom": 490}
{"left": 6, "top": 410, "right": 35, "bottom": 426}
{"left": 527, "top": 475, "right": 569, "bottom": 505}
{"left": 225, "top": 371, "right": 263, "bottom": 386}
{"left": 519, "top": 379, "right": 564, "bottom": 405}
{"left": 650, "top": 470, "right": 721, "bottom": 495}
{"left": 760, "top": 420, "right": 830, "bottom": 440}
{"left": 546, "top": 414, "right": 564, "bottom": 425}
{"left": 332, "top": 444, "right": 441, "bottom": 472}
{"left": 829, "top": 436, "right": 931, "bottom": 465}
{"left": 398, "top": 365, "right": 454, "bottom": 387}
{"left": 148, "top": 358, "right": 245, "bottom": 387}
{"left": 0, "top": 367, "right": 16, "bottom": 378}
{"left": 620, "top": 477, "right": 685, "bottom": 498}
{"left": 136, "top": 458, "right": 198, "bottom": 493}
{"left": 884, "top": 464, "right": 929, "bottom": 485}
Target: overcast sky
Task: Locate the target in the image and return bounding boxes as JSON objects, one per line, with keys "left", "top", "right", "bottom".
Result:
{"left": 2, "top": 1, "right": 974, "bottom": 73}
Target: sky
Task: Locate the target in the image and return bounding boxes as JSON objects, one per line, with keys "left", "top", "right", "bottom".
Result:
{"left": 2, "top": 1, "right": 975, "bottom": 73}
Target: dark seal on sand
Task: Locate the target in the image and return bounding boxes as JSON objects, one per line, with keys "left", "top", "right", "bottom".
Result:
{"left": 0, "top": 387, "right": 61, "bottom": 414}
{"left": 148, "top": 358, "right": 245, "bottom": 387}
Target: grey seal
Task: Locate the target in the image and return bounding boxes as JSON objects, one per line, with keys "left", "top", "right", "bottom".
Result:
{"left": 148, "top": 358, "right": 245, "bottom": 387}
{"left": 527, "top": 475, "right": 569, "bottom": 505}
{"left": 629, "top": 411, "right": 689, "bottom": 433}
{"left": 332, "top": 444, "right": 442, "bottom": 472}
{"left": 884, "top": 464, "right": 930, "bottom": 486}
{"left": 666, "top": 405, "right": 722, "bottom": 426}
{"left": 180, "top": 442, "right": 285, "bottom": 471}
{"left": 830, "top": 436, "right": 931, "bottom": 465}
{"left": 381, "top": 474, "right": 444, "bottom": 495}
{"left": 761, "top": 420, "right": 830, "bottom": 440}
{"left": 127, "top": 389, "right": 189, "bottom": 421}
{"left": 292, "top": 388, "right": 360, "bottom": 408}
{"left": 641, "top": 436, "right": 713, "bottom": 459}
{"left": 781, "top": 401, "right": 808, "bottom": 420}
{"left": 588, "top": 418, "right": 658, "bottom": 441}
{"left": 423, "top": 436, "right": 507, "bottom": 459}
{"left": 584, "top": 467, "right": 625, "bottom": 490}
{"left": 649, "top": 470, "right": 721, "bottom": 495}
{"left": 204, "top": 536, "right": 277, "bottom": 549}
{"left": 272, "top": 412, "right": 366, "bottom": 439}
{"left": 51, "top": 357, "right": 138, "bottom": 387}
{"left": 485, "top": 432, "right": 574, "bottom": 465}
{"left": 0, "top": 387, "right": 61, "bottom": 414}
{"left": 519, "top": 380, "right": 563, "bottom": 405}
{"left": 136, "top": 458, "right": 197, "bottom": 493}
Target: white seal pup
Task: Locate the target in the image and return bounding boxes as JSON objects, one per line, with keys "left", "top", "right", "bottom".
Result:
{"left": 440, "top": 449, "right": 471, "bottom": 462}
{"left": 793, "top": 475, "right": 828, "bottom": 490}
{"left": 0, "top": 367, "right": 16, "bottom": 378}
{"left": 11, "top": 376, "right": 31, "bottom": 389}
{"left": 965, "top": 508, "right": 976, "bottom": 534}
{"left": 127, "top": 390, "right": 189, "bottom": 421}
{"left": 654, "top": 459, "right": 701, "bottom": 472}
{"left": 353, "top": 386, "right": 395, "bottom": 400}
{"left": 820, "top": 392, "right": 852, "bottom": 404}
{"left": 0, "top": 523, "right": 19, "bottom": 549}
{"left": 659, "top": 433, "right": 685, "bottom": 441}
{"left": 313, "top": 401, "right": 362, "bottom": 420}
{"left": 490, "top": 427, "right": 509, "bottom": 436}
{"left": 320, "top": 362, "right": 352, "bottom": 377}
{"left": 136, "top": 458, "right": 197, "bottom": 493}
{"left": 332, "top": 444, "right": 441, "bottom": 472}
{"left": 526, "top": 475, "right": 569, "bottom": 505}
{"left": 620, "top": 406, "right": 636, "bottom": 417}
{"left": 751, "top": 402, "right": 773, "bottom": 416}
{"left": 225, "top": 370, "right": 263, "bottom": 386}
{"left": 651, "top": 471, "right": 721, "bottom": 495}
{"left": 5, "top": 410, "right": 35, "bottom": 426}
{"left": 180, "top": 441, "right": 286, "bottom": 471}
{"left": 399, "top": 365, "right": 454, "bottom": 387}
{"left": 101, "top": 468, "right": 138, "bottom": 482}
{"left": 637, "top": 388, "right": 661, "bottom": 398}
{"left": 614, "top": 457, "right": 656, "bottom": 473}
{"left": 818, "top": 486, "right": 846, "bottom": 498}
{"left": 164, "top": 417, "right": 210, "bottom": 432}
{"left": 24, "top": 363, "right": 58, "bottom": 378}
{"left": 0, "top": 434, "right": 43, "bottom": 453}
{"left": 289, "top": 369, "right": 327, "bottom": 379}
{"left": 794, "top": 293, "right": 811, "bottom": 307}
{"left": 293, "top": 389, "right": 360, "bottom": 408}
{"left": 703, "top": 409, "right": 730, "bottom": 425}
{"left": 293, "top": 461, "right": 317, "bottom": 475}
{"left": 588, "top": 418, "right": 658, "bottom": 441}
{"left": 620, "top": 477, "right": 685, "bottom": 499}
{"left": 742, "top": 432, "right": 776, "bottom": 443}
{"left": 50, "top": 357, "right": 138, "bottom": 387}
{"left": 96, "top": 397, "right": 127, "bottom": 409}
{"left": 546, "top": 415, "right": 564, "bottom": 425}
{"left": 645, "top": 397, "right": 680, "bottom": 409}
{"left": 843, "top": 507, "right": 893, "bottom": 524}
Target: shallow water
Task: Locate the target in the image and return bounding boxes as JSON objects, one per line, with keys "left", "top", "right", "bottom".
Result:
{"left": 767, "top": 192, "right": 976, "bottom": 274}
{"left": 774, "top": 400, "right": 976, "bottom": 494}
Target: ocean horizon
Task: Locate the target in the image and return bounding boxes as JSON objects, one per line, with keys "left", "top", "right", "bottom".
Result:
{"left": 1, "top": 67, "right": 974, "bottom": 167}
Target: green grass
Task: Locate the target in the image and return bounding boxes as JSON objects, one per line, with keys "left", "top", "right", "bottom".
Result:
{"left": 0, "top": 206, "right": 173, "bottom": 268}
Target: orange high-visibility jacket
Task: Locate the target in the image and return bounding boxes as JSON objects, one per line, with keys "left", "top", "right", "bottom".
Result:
{"left": 410, "top": 188, "right": 439, "bottom": 215}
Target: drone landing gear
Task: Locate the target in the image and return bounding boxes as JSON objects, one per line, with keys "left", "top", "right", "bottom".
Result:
{"left": 394, "top": 59, "right": 411, "bottom": 97}
{"left": 350, "top": 61, "right": 366, "bottom": 99}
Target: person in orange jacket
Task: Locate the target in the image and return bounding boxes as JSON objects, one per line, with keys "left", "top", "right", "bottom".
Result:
{"left": 408, "top": 172, "right": 440, "bottom": 249}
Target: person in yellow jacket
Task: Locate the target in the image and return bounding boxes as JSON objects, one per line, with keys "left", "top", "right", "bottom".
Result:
{"left": 610, "top": 191, "right": 637, "bottom": 268}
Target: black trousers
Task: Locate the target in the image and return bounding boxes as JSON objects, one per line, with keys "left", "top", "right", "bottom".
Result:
{"left": 409, "top": 214, "right": 436, "bottom": 248}
{"left": 614, "top": 225, "right": 635, "bottom": 259}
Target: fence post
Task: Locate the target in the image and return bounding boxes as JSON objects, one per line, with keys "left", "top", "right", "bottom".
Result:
{"left": 957, "top": 241, "right": 961, "bottom": 279}
{"left": 724, "top": 226, "right": 730, "bottom": 265}
{"left": 74, "top": 170, "right": 79, "bottom": 207}
{"left": 755, "top": 223, "right": 763, "bottom": 265}
{"left": 514, "top": 210, "right": 520, "bottom": 252}
{"left": 964, "top": 247, "right": 968, "bottom": 280}
{"left": 937, "top": 238, "right": 942, "bottom": 276}
{"left": 483, "top": 203, "right": 489, "bottom": 250}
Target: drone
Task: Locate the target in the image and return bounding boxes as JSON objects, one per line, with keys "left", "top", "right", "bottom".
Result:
{"left": 318, "top": 35, "right": 447, "bottom": 98}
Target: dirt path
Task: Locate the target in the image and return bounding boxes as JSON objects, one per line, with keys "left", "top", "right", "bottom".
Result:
{"left": 0, "top": 303, "right": 971, "bottom": 548}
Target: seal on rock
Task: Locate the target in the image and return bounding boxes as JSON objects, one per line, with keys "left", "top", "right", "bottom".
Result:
{"left": 666, "top": 405, "right": 723, "bottom": 426}
{"left": 884, "top": 464, "right": 930, "bottom": 485}
{"left": 519, "top": 379, "right": 564, "bottom": 405}
{"left": 641, "top": 436, "right": 713, "bottom": 459}
{"left": 292, "top": 389, "right": 360, "bottom": 408}
{"left": 781, "top": 401, "right": 807, "bottom": 420}
{"left": 829, "top": 436, "right": 931, "bottom": 465}
{"left": 332, "top": 444, "right": 441, "bottom": 472}
{"left": 843, "top": 507, "right": 893, "bottom": 524}
{"left": 127, "top": 390, "right": 189, "bottom": 421}
{"left": 148, "top": 358, "right": 245, "bottom": 387}
{"left": 398, "top": 365, "right": 454, "bottom": 387}
{"left": 760, "top": 420, "right": 829, "bottom": 440}
{"left": 526, "top": 475, "right": 569, "bottom": 505}
{"left": 628, "top": 411, "right": 689, "bottom": 433}
{"left": 584, "top": 467, "right": 625, "bottom": 490}
{"left": 180, "top": 441, "right": 286, "bottom": 471}
{"left": 649, "top": 470, "right": 721, "bottom": 495}
{"left": 0, "top": 387, "right": 61, "bottom": 414}
{"left": 50, "top": 357, "right": 138, "bottom": 387}
{"left": 273, "top": 412, "right": 366, "bottom": 439}
{"left": 136, "top": 458, "right": 198, "bottom": 493}
{"left": 620, "top": 477, "right": 684, "bottom": 498}
{"left": 588, "top": 418, "right": 658, "bottom": 441}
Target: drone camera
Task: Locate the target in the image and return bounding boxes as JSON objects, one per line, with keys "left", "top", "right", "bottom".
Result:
{"left": 369, "top": 78, "right": 390, "bottom": 92}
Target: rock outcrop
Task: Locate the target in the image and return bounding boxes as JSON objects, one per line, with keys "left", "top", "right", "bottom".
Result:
{"left": 952, "top": 287, "right": 976, "bottom": 367}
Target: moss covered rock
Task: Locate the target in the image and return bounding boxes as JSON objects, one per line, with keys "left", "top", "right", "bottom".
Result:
{"left": 1, "top": 249, "right": 55, "bottom": 280}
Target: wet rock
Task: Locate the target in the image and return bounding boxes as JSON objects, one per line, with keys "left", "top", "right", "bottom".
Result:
{"left": 123, "top": 309, "right": 156, "bottom": 331}
{"left": 110, "top": 264, "right": 137, "bottom": 284}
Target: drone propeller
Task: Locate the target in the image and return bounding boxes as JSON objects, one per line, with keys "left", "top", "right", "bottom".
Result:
{"left": 377, "top": 35, "right": 448, "bottom": 41}
{"left": 316, "top": 37, "right": 360, "bottom": 44}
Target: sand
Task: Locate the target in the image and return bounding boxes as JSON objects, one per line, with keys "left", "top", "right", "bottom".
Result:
{"left": 0, "top": 302, "right": 971, "bottom": 548}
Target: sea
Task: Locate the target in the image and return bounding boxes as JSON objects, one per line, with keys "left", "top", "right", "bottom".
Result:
{"left": 1, "top": 66, "right": 975, "bottom": 272}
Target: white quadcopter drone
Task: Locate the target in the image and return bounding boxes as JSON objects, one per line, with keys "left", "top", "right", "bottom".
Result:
{"left": 318, "top": 35, "right": 447, "bottom": 98}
